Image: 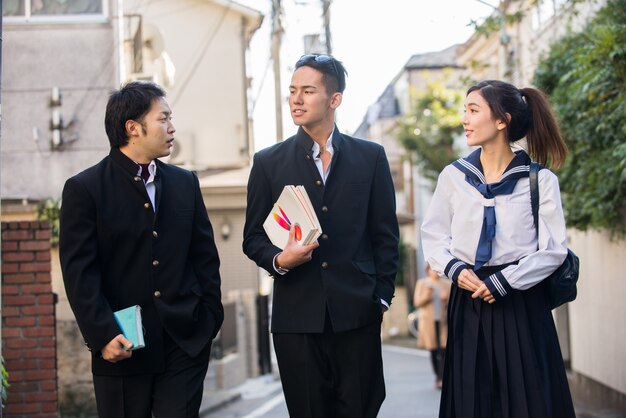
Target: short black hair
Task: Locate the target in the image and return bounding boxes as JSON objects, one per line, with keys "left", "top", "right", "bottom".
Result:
{"left": 104, "top": 81, "right": 166, "bottom": 148}
{"left": 294, "top": 54, "right": 347, "bottom": 94}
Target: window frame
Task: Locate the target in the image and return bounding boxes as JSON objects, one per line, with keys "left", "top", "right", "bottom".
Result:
{"left": 3, "top": 0, "right": 109, "bottom": 24}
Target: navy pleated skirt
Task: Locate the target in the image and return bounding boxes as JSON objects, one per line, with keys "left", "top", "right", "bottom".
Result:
{"left": 439, "top": 265, "right": 575, "bottom": 418}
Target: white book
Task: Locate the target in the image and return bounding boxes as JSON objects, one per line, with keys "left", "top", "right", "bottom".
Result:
{"left": 288, "top": 186, "right": 320, "bottom": 245}
{"left": 297, "top": 186, "right": 321, "bottom": 231}
{"left": 263, "top": 185, "right": 322, "bottom": 249}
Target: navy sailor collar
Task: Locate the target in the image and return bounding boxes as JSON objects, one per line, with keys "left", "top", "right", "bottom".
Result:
{"left": 452, "top": 148, "right": 531, "bottom": 184}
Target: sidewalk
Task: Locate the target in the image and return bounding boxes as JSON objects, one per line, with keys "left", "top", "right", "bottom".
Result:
{"left": 199, "top": 373, "right": 283, "bottom": 416}
{"left": 200, "top": 337, "right": 625, "bottom": 417}
{"left": 384, "top": 337, "right": 625, "bottom": 418}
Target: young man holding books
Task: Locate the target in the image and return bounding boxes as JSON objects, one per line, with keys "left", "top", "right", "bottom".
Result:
{"left": 243, "top": 54, "right": 399, "bottom": 417}
{"left": 59, "top": 81, "right": 223, "bottom": 418}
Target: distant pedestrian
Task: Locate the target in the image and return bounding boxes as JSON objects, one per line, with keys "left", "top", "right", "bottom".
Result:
{"left": 421, "top": 80, "right": 575, "bottom": 418}
{"left": 413, "top": 263, "right": 451, "bottom": 389}
{"left": 60, "top": 81, "right": 223, "bottom": 418}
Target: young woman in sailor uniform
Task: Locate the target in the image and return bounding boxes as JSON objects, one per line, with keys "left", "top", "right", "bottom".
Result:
{"left": 421, "top": 80, "right": 575, "bottom": 418}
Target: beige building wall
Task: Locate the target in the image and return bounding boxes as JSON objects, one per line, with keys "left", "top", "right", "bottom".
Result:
{"left": 516, "top": 0, "right": 607, "bottom": 86}
{"left": 456, "top": 34, "right": 500, "bottom": 82}
{"left": 124, "top": 0, "right": 262, "bottom": 170}
{"left": 200, "top": 166, "right": 263, "bottom": 379}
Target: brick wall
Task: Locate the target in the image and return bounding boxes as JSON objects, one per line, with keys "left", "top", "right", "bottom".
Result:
{"left": 1, "top": 221, "right": 58, "bottom": 417}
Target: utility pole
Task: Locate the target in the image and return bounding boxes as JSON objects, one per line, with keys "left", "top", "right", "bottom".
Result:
{"left": 321, "top": 0, "right": 332, "bottom": 55}
{"left": 271, "top": 0, "right": 284, "bottom": 142}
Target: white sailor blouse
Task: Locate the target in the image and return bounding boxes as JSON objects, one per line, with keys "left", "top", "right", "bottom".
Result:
{"left": 421, "top": 149, "right": 568, "bottom": 301}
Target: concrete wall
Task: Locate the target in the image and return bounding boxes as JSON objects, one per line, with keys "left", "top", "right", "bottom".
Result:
{"left": 1, "top": 3, "right": 120, "bottom": 200}
{"left": 568, "top": 229, "right": 626, "bottom": 395}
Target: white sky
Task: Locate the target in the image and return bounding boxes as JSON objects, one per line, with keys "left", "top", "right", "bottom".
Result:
{"left": 238, "top": 0, "right": 498, "bottom": 151}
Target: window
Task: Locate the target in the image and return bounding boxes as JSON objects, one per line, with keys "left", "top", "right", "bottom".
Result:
{"left": 3, "top": 0, "right": 105, "bottom": 20}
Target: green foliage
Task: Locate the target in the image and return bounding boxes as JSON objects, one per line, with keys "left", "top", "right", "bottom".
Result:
{"left": 469, "top": 0, "right": 588, "bottom": 39}
{"left": 468, "top": 0, "right": 531, "bottom": 38}
{"left": 396, "top": 81, "right": 465, "bottom": 183}
{"left": 36, "top": 198, "right": 61, "bottom": 247}
{"left": 534, "top": 0, "right": 626, "bottom": 236}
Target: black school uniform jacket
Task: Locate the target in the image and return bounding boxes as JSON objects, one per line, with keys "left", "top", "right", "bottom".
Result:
{"left": 243, "top": 127, "right": 400, "bottom": 333}
{"left": 59, "top": 148, "right": 223, "bottom": 376}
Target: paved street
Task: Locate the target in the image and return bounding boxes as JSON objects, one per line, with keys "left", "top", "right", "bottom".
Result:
{"left": 201, "top": 342, "right": 442, "bottom": 418}
{"left": 200, "top": 340, "right": 624, "bottom": 418}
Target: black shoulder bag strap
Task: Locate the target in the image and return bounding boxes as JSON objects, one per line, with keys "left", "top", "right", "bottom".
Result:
{"left": 529, "top": 162, "right": 540, "bottom": 234}
{"left": 529, "top": 161, "right": 579, "bottom": 309}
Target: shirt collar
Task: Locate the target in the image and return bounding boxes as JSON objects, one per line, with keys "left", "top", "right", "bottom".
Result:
{"left": 311, "top": 128, "right": 335, "bottom": 158}
{"left": 135, "top": 160, "right": 157, "bottom": 182}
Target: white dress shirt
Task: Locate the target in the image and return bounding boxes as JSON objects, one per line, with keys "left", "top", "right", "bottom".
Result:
{"left": 136, "top": 161, "right": 157, "bottom": 210}
{"left": 312, "top": 130, "right": 335, "bottom": 183}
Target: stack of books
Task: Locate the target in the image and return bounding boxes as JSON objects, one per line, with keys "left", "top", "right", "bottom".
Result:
{"left": 263, "top": 185, "right": 322, "bottom": 249}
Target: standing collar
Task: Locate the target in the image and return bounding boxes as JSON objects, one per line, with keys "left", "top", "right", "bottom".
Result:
{"left": 110, "top": 147, "right": 140, "bottom": 176}
{"left": 110, "top": 147, "right": 159, "bottom": 178}
{"left": 295, "top": 125, "right": 343, "bottom": 153}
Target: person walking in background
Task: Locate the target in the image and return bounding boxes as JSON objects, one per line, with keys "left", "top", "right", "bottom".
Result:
{"left": 413, "top": 263, "right": 451, "bottom": 390}
{"left": 243, "top": 54, "right": 399, "bottom": 417}
{"left": 421, "top": 80, "right": 575, "bottom": 418}
{"left": 59, "top": 81, "right": 223, "bottom": 418}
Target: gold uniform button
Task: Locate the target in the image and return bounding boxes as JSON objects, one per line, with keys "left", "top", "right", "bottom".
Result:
{"left": 152, "top": 231, "right": 158, "bottom": 238}
{"left": 134, "top": 176, "right": 142, "bottom": 182}
{"left": 154, "top": 290, "right": 161, "bottom": 298}
{"left": 152, "top": 260, "right": 160, "bottom": 267}
{"left": 322, "top": 206, "right": 328, "bottom": 213}
{"left": 144, "top": 202, "right": 151, "bottom": 209}
{"left": 316, "top": 180, "right": 322, "bottom": 187}
{"left": 321, "top": 234, "right": 328, "bottom": 240}
{"left": 321, "top": 262, "right": 328, "bottom": 269}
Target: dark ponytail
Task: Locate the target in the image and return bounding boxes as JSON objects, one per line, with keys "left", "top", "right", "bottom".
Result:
{"left": 519, "top": 87, "right": 568, "bottom": 169}
{"left": 468, "top": 80, "right": 568, "bottom": 169}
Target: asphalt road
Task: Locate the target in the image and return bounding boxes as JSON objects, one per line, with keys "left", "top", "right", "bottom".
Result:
{"left": 202, "top": 341, "right": 442, "bottom": 418}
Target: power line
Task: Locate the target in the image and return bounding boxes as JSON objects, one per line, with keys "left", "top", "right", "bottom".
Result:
{"left": 170, "top": 2, "right": 232, "bottom": 106}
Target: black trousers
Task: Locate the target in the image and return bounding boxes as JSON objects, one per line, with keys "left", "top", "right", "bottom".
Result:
{"left": 92, "top": 333, "right": 211, "bottom": 418}
{"left": 429, "top": 321, "right": 446, "bottom": 382}
{"left": 273, "top": 319, "right": 385, "bottom": 418}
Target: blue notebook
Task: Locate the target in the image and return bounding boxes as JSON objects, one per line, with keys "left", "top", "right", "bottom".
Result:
{"left": 113, "top": 305, "right": 145, "bottom": 350}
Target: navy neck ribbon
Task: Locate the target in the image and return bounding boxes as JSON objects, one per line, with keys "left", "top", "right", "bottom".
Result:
{"left": 452, "top": 149, "right": 531, "bottom": 270}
